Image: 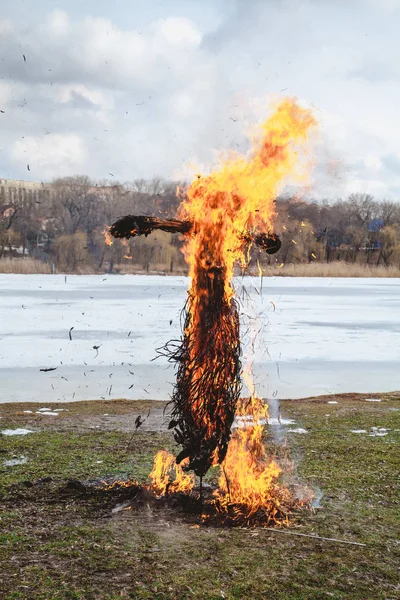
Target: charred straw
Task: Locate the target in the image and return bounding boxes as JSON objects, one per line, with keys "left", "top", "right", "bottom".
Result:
{"left": 109, "top": 214, "right": 281, "bottom": 477}
{"left": 109, "top": 215, "right": 281, "bottom": 255}
{"left": 109, "top": 215, "right": 192, "bottom": 239}
{"left": 163, "top": 268, "right": 242, "bottom": 477}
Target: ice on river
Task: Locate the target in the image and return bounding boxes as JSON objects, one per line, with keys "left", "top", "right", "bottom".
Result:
{"left": 0, "top": 274, "right": 399, "bottom": 403}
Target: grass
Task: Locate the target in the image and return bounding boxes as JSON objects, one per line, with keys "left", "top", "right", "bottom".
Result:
{"left": 2, "top": 258, "right": 400, "bottom": 277}
{"left": 0, "top": 393, "right": 399, "bottom": 599}
{"left": 0, "top": 258, "right": 53, "bottom": 274}
{"left": 258, "top": 261, "right": 400, "bottom": 277}
{"left": 0, "top": 259, "right": 101, "bottom": 275}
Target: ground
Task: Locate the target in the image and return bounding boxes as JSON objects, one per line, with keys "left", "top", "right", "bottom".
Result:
{"left": 0, "top": 393, "right": 399, "bottom": 600}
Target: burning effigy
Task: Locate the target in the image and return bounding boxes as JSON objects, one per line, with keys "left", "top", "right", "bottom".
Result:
{"left": 108, "top": 99, "right": 316, "bottom": 526}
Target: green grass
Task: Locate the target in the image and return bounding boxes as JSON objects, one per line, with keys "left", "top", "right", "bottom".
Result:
{"left": 0, "top": 430, "right": 168, "bottom": 493}
{"left": 0, "top": 395, "right": 399, "bottom": 599}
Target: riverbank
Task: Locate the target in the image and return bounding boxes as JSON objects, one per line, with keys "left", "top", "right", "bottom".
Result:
{"left": 1, "top": 257, "right": 400, "bottom": 277}
{"left": 1, "top": 394, "right": 399, "bottom": 599}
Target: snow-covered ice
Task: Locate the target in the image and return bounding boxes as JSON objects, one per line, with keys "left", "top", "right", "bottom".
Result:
{"left": 0, "top": 274, "right": 399, "bottom": 403}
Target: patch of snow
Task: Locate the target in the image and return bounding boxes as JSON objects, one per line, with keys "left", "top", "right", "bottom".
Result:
{"left": 365, "top": 398, "right": 382, "bottom": 402}
{"left": 36, "top": 411, "right": 59, "bottom": 416}
{"left": 1, "top": 428, "right": 34, "bottom": 436}
{"left": 268, "top": 417, "right": 296, "bottom": 426}
{"left": 351, "top": 427, "right": 390, "bottom": 437}
{"left": 327, "top": 401, "right": 338, "bottom": 404}
{"left": 351, "top": 429, "right": 367, "bottom": 434}
{"left": 38, "top": 408, "right": 52, "bottom": 412}
{"left": 4, "top": 455, "right": 28, "bottom": 466}
{"left": 369, "top": 427, "right": 390, "bottom": 437}
{"left": 23, "top": 410, "right": 33, "bottom": 413}
{"left": 287, "top": 428, "right": 308, "bottom": 434}
{"left": 96, "top": 460, "right": 103, "bottom": 464}
{"left": 233, "top": 416, "right": 296, "bottom": 428}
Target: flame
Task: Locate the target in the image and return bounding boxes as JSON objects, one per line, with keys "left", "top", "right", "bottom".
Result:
{"left": 103, "top": 227, "right": 113, "bottom": 246}
{"left": 179, "top": 99, "right": 315, "bottom": 300}
{"left": 147, "top": 99, "right": 316, "bottom": 522}
{"left": 214, "top": 394, "right": 292, "bottom": 525}
{"left": 177, "top": 99, "right": 315, "bottom": 446}
{"left": 149, "top": 450, "right": 195, "bottom": 497}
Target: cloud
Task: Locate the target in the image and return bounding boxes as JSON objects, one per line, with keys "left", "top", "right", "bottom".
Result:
{"left": 0, "top": 3, "right": 399, "bottom": 199}
{"left": 11, "top": 134, "right": 88, "bottom": 179}
{"left": 0, "top": 11, "right": 203, "bottom": 90}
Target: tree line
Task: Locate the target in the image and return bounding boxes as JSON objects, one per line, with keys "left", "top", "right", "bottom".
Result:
{"left": 1, "top": 175, "right": 399, "bottom": 273}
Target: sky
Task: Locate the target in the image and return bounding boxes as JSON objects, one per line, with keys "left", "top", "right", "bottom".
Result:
{"left": 0, "top": 0, "right": 399, "bottom": 199}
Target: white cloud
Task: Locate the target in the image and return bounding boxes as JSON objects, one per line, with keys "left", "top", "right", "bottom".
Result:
{"left": 0, "top": 3, "right": 398, "bottom": 199}
{"left": 46, "top": 9, "right": 70, "bottom": 38}
{"left": 365, "top": 156, "right": 382, "bottom": 171}
{"left": 154, "top": 17, "right": 202, "bottom": 47}
{"left": 0, "top": 82, "right": 12, "bottom": 108}
{"left": 11, "top": 134, "right": 88, "bottom": 179}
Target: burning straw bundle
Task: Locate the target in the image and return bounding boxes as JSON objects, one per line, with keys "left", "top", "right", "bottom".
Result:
{"left": 107, "top": 100, "right": 318, "bottom": 526}
{"left": 109, "top": 214, "right": 280, "bottom": 476}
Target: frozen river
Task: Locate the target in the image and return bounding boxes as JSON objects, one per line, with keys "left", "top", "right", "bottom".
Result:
{"left": 0, "top": 274, "right": 399, "bottom": 403}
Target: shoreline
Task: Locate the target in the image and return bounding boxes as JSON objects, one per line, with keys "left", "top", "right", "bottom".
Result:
{"left": 1, "top": 259, "right": 400, "bottom": 277}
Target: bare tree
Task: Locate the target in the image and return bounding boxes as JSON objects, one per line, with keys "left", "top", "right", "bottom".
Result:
{"left": 52, "top": 176, "right": 99, "bottom": 234}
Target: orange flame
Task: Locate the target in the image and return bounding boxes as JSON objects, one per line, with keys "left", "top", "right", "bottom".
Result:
{"left": 178, "top": 99, "right": 315, "bottom": 443}
{"left": 103, "top": 227, "right": 113, "bottom": 246}
{"left": 179, "top": 99, "right": 316, "bottom": 299}
{"left": 214, "top": 394, "right": 291, "bottom": 524}
{"left": 149, "top": 450, "right": 195, "bottom": 497}
{"left": 147, "top": 99, "right": 316, "bottom": 522}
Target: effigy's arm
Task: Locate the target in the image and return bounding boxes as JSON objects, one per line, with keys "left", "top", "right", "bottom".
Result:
{"left": 109, "top": 216, "right": 191, "bottom": 238}
{"left": 109, "top": 215, "right": 281, "bottom": 255}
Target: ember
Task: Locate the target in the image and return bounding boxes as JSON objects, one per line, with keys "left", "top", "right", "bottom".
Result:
{"left": 109, "top": 98, "right": 316, "bottom": 524}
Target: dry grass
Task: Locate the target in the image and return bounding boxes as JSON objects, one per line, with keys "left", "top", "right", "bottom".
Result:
{"left": 0, "top": 258, "right": 53, "bottom": 274}
{"left": 259, "top": 261, "right": 400, "bottom": 277}
{"left": 1, "top": 258, "right": 399, "bottom": 277}
{"left": 115, "top": 262, "right": 187, "bottom": 275}
{"left": 0, "top": 259, "right": 100, "bottom": 275}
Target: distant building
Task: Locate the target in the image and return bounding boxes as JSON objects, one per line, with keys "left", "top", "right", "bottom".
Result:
{"left": 0, "top": 178, "right": 53, "bottom": 206}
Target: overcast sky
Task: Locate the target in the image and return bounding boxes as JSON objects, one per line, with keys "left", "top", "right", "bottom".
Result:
{"left": 0, "top": 0, "right": 399, "bottom": 199}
